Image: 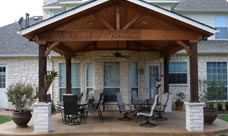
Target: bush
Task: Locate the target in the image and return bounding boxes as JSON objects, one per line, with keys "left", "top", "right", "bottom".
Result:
{"left": 225, "top": 102, "right": 228, "bottom": 110}
{"left": 217, "top": 103, "right": 223, "bottom": 111}
{"left": 6, "top": 83, "right": 35, "bottom": 112}
{"left": 208, "top": 103, "right": 214, "bottom": 109}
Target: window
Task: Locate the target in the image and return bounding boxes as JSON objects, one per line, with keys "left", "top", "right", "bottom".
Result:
{"left": 59, "top": 63, "right": 81, "bottom": 101}
{"left": 104, "top": 62, "right": 120, "bottom": 88}
{"left": 169, "top": 62, "right": 187, "bottom": 84}
{"left": 215, "top": 16, "right": 228, "bottom": 39}
{"left": 86, "top": 63, "right": 93, "bottom": 99}
{"left": 207, "top": 62, "right": 227, "bottom": 100}
{"left": 0, "top": 66, "right": 6, "bottom": 88}
{"left": 129, "top": 63, "right": 138, "bottom": 97}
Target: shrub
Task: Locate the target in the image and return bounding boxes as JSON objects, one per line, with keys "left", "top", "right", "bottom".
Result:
{"left": 6, "top": 83, "right": 35, "bottom": 112}
{"left": 208, "top": 103, "right": 214, "bottom": 109}
{"left": 225, "top": 102, "right": 228, "bottom": 110}
{"left": 217, "top": 103, "right": 223, "bottom": 111}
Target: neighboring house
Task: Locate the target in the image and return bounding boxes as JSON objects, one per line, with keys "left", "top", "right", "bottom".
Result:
{"left": 0, "top": 0, "right": 228, "bottom": 108}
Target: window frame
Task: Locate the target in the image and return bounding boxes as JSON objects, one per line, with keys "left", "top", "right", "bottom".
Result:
{"left": 0, "top": 65, "right": 7, "bottom": 89}
{"left": 206, "top": 61, "right": 228, "bottom": 100}
{"left": 168, "top": 62, "right": 188, "bottom": 85}
{"left": 59, "top": 63, "right": 81, "bottom": 101}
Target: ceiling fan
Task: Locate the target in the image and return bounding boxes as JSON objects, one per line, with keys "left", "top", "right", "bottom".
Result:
{"left": 102, "top": 42, "right": 129, "bottom": 58}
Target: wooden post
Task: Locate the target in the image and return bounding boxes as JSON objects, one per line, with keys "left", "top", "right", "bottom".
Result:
{"left": 39, "top": 45, "right": 47, "bottom": 102}
{"left": 189, "top": 42, "right": 199, "bottom": 102}
{"left": 163, "top": 55, "right": 169, "bottom": 93}
{"left": 65, "top": 57, "right": 72, "bottom": 94}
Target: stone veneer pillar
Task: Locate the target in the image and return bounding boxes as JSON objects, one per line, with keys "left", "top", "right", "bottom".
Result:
{"left": 185, "top": 102, "right": 204, "bottom": 132}
{"left": 33, "top": 102, "right": 52, "bottom": 133}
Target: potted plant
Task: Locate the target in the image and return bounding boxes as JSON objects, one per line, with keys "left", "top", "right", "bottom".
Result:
{"left": 175, "top": 92, "right": 185, "bottom": 110}
{"left": 199, "top": 80, "right": 224, "bottom": 124}
{"left": 6, "top": 83, "right": 35, "bottom": 128}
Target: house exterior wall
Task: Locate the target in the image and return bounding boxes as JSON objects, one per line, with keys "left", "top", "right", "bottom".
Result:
{"left": 1, "top": 52, "right": 228, "bottom": 108}
{"left": 0, "top": 57, "right": 53, "bottom": 108}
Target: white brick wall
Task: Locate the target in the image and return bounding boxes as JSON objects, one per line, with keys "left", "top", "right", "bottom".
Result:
{"left": 2, "top": 52, "right": 228, "bottom": 108}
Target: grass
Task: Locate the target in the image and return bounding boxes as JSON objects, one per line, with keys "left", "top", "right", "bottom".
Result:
{"left": 218, "top": 114, "right": 228, "bottom": 122}
{"left": 0, "top": 115, "right": 11, "bottom": 124}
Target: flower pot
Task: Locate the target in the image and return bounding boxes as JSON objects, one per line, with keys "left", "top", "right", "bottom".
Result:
{"left": 175, "top": 101, "right": 184, "bottom": 111}
{"left": 204, "top": 108, "right": 217, "bottom": 124}
{"left": 12, "top": 110, "right": 32, "bottom": 128}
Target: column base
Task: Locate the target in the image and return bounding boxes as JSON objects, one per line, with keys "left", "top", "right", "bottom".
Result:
{"left": 33, "top": 102, "right": 52, "bottom": 133}
{"left": 185, "top": 102, "right": 205, "bottom": 132}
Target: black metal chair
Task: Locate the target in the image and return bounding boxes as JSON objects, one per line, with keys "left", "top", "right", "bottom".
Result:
{"left": 154, "top": 92, "right": 170, "bottom": 121}
{"left": 136, "top": 95, "right": 159, "bottom": 127}
{"left": 62, "top": 94, "right": 84, "bottom": 125}
{"left": 88, "top": 93, "right": 104, "bottom": 122}
{"left": 116, "top": 92, "right": 133, "bottom": 121}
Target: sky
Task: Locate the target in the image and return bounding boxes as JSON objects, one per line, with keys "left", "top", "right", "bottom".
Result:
{"left": 0, "top": 0, "right": 43, "bottom": 27}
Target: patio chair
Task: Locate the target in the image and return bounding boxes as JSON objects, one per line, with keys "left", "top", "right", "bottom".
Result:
{"left": 62, "top": 94, "right": 85, "bottom": 125}
{"left": 136, "top": 95, "right": 159, "bottom": 127}
{"left": 154, "top": 92, "right": 170, "bottom": 121}
{"left": 88, "top": 93, "right": 104, "bottom": 122}
{"left": 116, "top": 92, "right": 133, "bottom": 121}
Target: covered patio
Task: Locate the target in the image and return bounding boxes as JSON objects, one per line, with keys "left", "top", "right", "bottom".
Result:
{"left": 19, "top": 0, "right": 217, "bottom": 133}
{"left": 0, "top": 110, "right": 227, "bottom": 136}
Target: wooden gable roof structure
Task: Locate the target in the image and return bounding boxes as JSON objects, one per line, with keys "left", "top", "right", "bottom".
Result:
{"left": 20, "top": 0, "right": 215, "bottom": 102}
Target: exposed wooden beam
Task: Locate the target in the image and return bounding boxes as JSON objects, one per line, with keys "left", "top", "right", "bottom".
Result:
{"left": 161, "top": 44, "right": 182, "bottom": 57}
{"left": 122, "top": 14, "right": 142, "bottom": 30}
{"left": 116, "top": 4, "right": 120, "bottom": 30}
{"left": 65, "top": 57, "right": 72, "bottom": 94}
{"left": 52, "top": 44, "right": 75, "bottom": 58}
{"left": 45, "top": 41, "right": 60, "bottom": 57}
{"left": 38, "top": 45, "right": 47, "bottom": 102}
{"left": 94, "top": 14, "right": 114, "bottom": 30}
{"left": 176, "top": 41, "right": 191, "bottom": 56}
{"left": 39, "top": 30, "right": 200, "bottom": 41}
{"left": 189, "top": 42, "right": 199, "bottom": 102}
{"left": 163, "top": 55, "right": 170, "bottom": 93}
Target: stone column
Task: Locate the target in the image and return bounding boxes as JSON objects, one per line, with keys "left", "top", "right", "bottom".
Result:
{"left": 34, "top": 45, "right": 52, "bottom": 133}
{"left": 33, "top": 103, "right": 52, "bottom": 133}
{"left": 185, "top": 102, "right": 204, "bottom": 132}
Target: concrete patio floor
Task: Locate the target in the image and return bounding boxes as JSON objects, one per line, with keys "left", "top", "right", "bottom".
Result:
{"left": 0, "top": 110, "right": 227, "bottom": 136}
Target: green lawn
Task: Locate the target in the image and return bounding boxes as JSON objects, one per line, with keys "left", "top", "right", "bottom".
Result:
{"left": 218, "top": 114, "right": 228, "bottom": 122}
{"left": 0, "top": 115, "right": 11, "bottom": 124}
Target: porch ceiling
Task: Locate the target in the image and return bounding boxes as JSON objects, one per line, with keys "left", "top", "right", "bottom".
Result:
{"left": 21, "top": 0, "right": 215, "bottom": 58}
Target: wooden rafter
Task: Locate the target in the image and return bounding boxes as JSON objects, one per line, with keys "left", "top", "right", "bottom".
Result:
{"left": 39, "top": 30, "right": 200, "bottom": 41}
{"left": 161, "top": 44, "right": 182, "bottom": 57}
{"left": 122, "top": 14, "right": 143, "bottom": 30}
{"left": 176, "top": 41, "right": 191, "bottom": 56}
{"left": 116, "top": 4, "right": 120, "bottom": 30}
{"left": 45, "top": 41, "right": 60, "bottom": 57}
{"left": 94, "top": 14, "right": 114, "bottom": 30}
{"left": 53, "top": 44, "right": 75, "bottom": 58}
